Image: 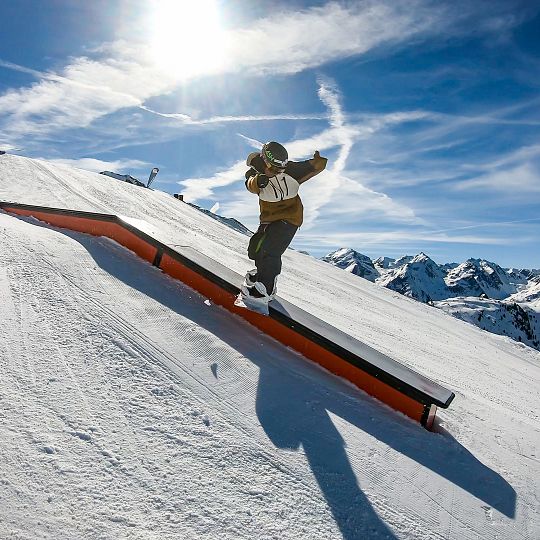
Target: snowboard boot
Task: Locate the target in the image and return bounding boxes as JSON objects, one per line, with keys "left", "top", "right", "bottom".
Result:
{"left": 235, "top": 280, "right": 273, "bottom": 315}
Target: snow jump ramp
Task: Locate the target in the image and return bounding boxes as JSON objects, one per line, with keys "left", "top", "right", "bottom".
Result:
{"left": 1, "top": 202, "right": 455, "bottom": 429}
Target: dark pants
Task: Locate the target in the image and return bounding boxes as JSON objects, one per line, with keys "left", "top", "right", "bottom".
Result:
{"left": 248, "top": 220, "right": 298, "bottom": 295}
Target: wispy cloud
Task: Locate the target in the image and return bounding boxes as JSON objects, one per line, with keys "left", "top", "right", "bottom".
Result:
{"left": 405, "top": 97, "right": 540, "bottom": 149}
{"left": 292, "top": 77, "right": 419, "bottom": 228}
{"left": 179, "top": 161, "right": 248, "bottom": 201}
{"left": 297, "top": 229, "right": 513, "bottom": 249}
{"left": 45, "top": 157, "right": 150, "bottom": 173}
{"left": 223, "top": 1, "right": 521, "bottom": 77}
{"left": 463, "top": 143, "right": 540, "bottom": 172}
{"left": 181, "top": 77, "right": 421, "bottom": 230}
{"left": 337, "top": 96, "right": 540, "bottom": 196}
{"left": 1, "top": 0, "right": 527, "bottom": 141}
{"left": 0, "top": 142, "right": 19, "bottom": 152}
{"left": 454, "top": 163, "right": 540, "bottom": 193}
{"left": 295, "top": 231, "right": 535, "bottom": 263}
{"left": 0, "top": 52, "right": 171, "bottom": 138}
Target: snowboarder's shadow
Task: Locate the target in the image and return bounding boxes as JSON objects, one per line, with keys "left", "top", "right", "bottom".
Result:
{"left": 252, "top": 345, "right": 517, "bottom": 518}
{"left": 33, "top": 222, "right": 516, "bottom": 538}
{"left": 254, "top": 360, "right": 397, "bottom": 539}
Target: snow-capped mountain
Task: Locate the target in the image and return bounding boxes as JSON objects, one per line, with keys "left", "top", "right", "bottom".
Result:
{"left": 445, "top": 258, "right": 526, "bottom": 300}
{"left": 321, "top": 248, "right": 380, "bottom": 281}
{"left": 377, "top": 252, "right": 450, "bottom": 303}
{"left": 373, "top": 255, "right": 395, "bottom": 269}
{"left": 393, "top": 254, "right": 414, "bottom": 268}
{"left": 322, "top": 247, "right": 540, "bottom": 351}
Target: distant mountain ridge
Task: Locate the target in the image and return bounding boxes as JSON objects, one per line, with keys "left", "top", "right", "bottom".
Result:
{"left": 378, "top": 252, "right": 449, "bottom": 303}
{"left": 323, "top": 247, "right": 540, "bottom": 351}
{"left": 321, "top": 248, "right": 379, "bottom": 281}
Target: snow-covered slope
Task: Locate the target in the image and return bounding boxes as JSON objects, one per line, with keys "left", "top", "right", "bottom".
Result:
{"left": 434, "top": 297, "right": 540, "bottom": 350}
{"left": 510, "top": 275, "right": 540, "bottom": 304}
{"left": 187, "top": 201, "right": 253, "bottom": 236}
{"left": 1, "top": 154, "right": 540, "bottom": 539}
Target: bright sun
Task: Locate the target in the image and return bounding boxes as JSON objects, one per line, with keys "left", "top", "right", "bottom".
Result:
{"left": 149, "top": 0, "right": 227, "bottom": 79}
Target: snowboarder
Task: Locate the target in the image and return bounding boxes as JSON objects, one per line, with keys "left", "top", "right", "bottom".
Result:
{"left": 235, "top": 141, "right": 327, "bottom": 314}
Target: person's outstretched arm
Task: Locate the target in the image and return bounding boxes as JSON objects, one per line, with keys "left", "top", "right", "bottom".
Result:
{"left": 286, "top": 151, "right": 328, "bottom": 184}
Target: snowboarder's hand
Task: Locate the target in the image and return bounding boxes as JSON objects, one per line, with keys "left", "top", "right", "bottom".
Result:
{"left": 256, "top": 173, "right": 270, "bottom": 188}
{"left": 311, "top": 150, "right": 328, "bottom": 171}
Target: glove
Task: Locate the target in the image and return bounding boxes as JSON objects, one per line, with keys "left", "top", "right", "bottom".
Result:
{"left": 311, "top": 150, "right": 328, "bottom": 171}
{"left": 256, "top": 173, "right": 270, "bottom": 188}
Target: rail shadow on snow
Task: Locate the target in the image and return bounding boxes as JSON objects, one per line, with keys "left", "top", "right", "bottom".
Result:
{"left": 28, "top": 222, "right": 516, "bottom": 538}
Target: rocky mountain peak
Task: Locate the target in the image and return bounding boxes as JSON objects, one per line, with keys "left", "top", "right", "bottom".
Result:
{"left": 321, "top": 248, "right": 379, "bottom": 281}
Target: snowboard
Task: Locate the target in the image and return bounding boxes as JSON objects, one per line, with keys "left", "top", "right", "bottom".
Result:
{"left": 234, "top": 292, "right": 270, "bottom": 316}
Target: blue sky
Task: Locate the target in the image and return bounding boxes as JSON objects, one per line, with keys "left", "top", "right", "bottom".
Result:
{"left": 1, "top": 0, "right": 540, "bottom": 268}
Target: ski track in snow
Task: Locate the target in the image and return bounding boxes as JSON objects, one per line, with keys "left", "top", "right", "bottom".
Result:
{"left": 0, "top": 154, "right": 539, "bottom": 539}
{"left": 0, "top": 220, "right": 324, "bottom": 537}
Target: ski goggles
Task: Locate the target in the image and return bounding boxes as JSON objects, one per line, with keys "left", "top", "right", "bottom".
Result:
{"left": 261, "top": 154, "right": 287, "bottom": 173}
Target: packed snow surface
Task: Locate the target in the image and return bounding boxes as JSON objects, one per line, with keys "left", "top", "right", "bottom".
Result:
{"left": 1, "top": 154, "right": 539, "bottom": 539}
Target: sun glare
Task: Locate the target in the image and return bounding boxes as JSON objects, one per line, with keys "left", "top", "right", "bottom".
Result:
{"left": 149, "top": 0, "right": 228, "bottom": 79}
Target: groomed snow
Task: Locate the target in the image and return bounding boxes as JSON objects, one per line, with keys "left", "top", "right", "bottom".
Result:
{"left": 1, "top": 154, "right": 539, "bottom": 539}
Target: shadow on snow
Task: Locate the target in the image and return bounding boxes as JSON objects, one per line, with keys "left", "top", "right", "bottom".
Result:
{"left": 29, "top": 222, "right": 516, "bottom": 539}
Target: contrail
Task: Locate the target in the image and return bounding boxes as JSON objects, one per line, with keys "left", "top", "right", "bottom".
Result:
{"left": 0, "top": 58, "right": 46, "bottom": 78}
{"left": 139, "top": 105, "right": 328, "bottom": 124}
{"left": 427, "top": 217, "right": 540, "bottom": 235}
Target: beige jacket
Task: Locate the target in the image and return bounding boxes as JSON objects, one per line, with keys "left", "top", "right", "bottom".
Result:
{"left": 245, "top": 151, "right": 327, "bottom": 226}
